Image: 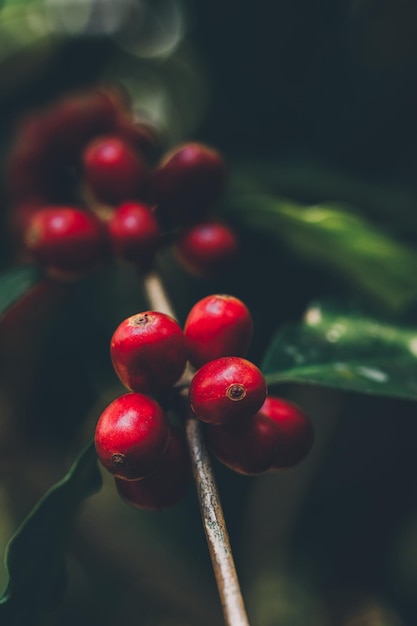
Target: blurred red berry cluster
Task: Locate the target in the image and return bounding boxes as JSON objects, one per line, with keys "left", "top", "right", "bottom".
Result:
{"left": 6, "top": 86, "right": 239, "bottom": 280}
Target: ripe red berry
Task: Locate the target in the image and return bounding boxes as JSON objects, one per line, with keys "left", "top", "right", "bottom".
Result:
{"left": 174, "top": 221, "right": 239, "bottom": 277}
{"left": 259, "top": 397, "right": 314, "bottom": 468}
{"left": 82, "top": 135, "right": 149, "bottom": 204}
{"left": 107, "top": 201, "right": 160, "bottom": 269}
{"left": 94, "top": 392, "right": 171, "bottom": 480}
{"left": 115, "top": 427, "right": 191, "bottom": 510}
{"left": 24, "top": 206, "right": 105, "bottom": 275}
{"left": 110, "top": 311, "right": 188, "bottom": 393}
{"left": 205, "top": 412, "right": 281, "bottom": 475}
{"left": 189, "top": 356, "right": 267, "bottom": 425}
{"left": 184, "top": 294, "right": 253, "bottom": 369}
{"left": 151, "top": 142, "right": 227, "bottom": 224}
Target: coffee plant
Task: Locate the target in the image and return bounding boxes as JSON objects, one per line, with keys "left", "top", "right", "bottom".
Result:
{"left": 1, "top": 1, "right": 417, "bottom": 625}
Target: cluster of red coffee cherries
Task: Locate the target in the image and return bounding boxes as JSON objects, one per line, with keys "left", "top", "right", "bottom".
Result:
{"left": 94, "top": 294, "right": 314, "bottom": 510}
{"left": 7, "top": 86, "right": 239, "bottom": 279}
{"left": 7, "top": 85, "right": 313, "bottom": 511}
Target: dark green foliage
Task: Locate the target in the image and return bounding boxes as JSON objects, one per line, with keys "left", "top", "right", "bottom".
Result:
{"left": 263, "top": 299, "right": 417, "bottom": 400}
{"left": 0, "top": 266, "right": 41, "bottom": 319}
{"left": 0, "top": 441, "right": 102, "bottom": 625}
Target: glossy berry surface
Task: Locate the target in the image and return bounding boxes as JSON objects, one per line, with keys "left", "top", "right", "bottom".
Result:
{"left": 107, "top": 201, "right": 160, "bottom": 268}
{"left": 189, "top": 356, "right": 267, "bottom": 425}
{"left": 152, "top": 142, "right": 226, "bottom": 224}
{"left": 260, "top": 397, "right": 314, "bottom": 468}
{"left": 111, "top": 311, "right": 188, "bottom": 393}
{"left": 24, "top": 206, "right": 105, "bottom": 275}
{"left": 94, "top": 392, "right": 171, "bottom": 480}
{"left": 82, "top": 135, "right": 148, "bottom": 204}
{"left": 184, "top": 294, "right": 253, "bottom": 369}
{"left": 174, "top": 221, "right": 239, "bottom": 277}
{"left": 205, "top": 412, "right": 281, "bottom": 475}
{"left": 115, "top": 427, "right": 191, "bottom": 510}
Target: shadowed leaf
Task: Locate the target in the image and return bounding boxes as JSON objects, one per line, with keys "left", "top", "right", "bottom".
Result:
{"left": 263, "top": 300, "right": 417, "bottom": 400}
{"left": 0, "top": 265, "right": 42, "bottom": 319}
{"left": 0, "top": 440, "right": 102, "bottom": 625}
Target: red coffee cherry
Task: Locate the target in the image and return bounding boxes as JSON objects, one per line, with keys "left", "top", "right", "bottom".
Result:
{"left": 115, "top": 427, "right": 191, "bottom": 510}
{"left": 189, "top": 356, "right": 267, "bottom": 425}
{"left": 82, "top": 135, "right": 149, "bottom": 204}
{"left": 151, "top": 142, "right": 227, "bottom": 224}
{"left": 259, "top": 397, "right": 314, "bottom": 468}
{"left": 24, "top": 206, "right": 106, "bottom": 275}
{"left": 184, "top": 294, "right": 253, "bottom": 369}
{"left": 107, "top": 201, "right": 160, "bottom": 269}
{"left": 94, "top": 392, "right": 171, "bottom": 480}
{"left": 111, "top": 311, "right": 188, "bottom": 393}
{"left": 174, "top": 221, "right": 239, "bottom": 277}
{"left": 205, "top": 412, "right": 281, "bottom": 475}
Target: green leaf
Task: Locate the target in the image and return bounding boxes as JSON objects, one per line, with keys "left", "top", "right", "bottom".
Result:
{"left": 231, "top": 159, "right": 417, "bottom": 232}
{"left": 0, "top": 440, "right": 102, "bottom": 625}
{"left": 226, "top": 193, "right": 417, "bottom": 312}
{"left": 0, "top": 265, "right": 42, "bottom": 319}
{"left": 262, "top": 300, "right": 417, "bottom": 400}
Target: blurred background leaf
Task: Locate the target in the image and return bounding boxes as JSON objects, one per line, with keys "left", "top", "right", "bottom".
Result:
{"left": 230, "top": 159, "right": 417, "bottom": 237}
{"left": 0, "top": 265, "right": 41, "bottom": 318}
{"left": 225, "top": 193, "right": 417, "bottom": 312}
{"left": 0, "top": 440, "right": 102, "bottom": 625}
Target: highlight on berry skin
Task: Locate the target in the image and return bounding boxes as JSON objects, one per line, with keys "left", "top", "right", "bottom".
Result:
{"left": 82, "top": 134, "right": 149, "bottom": 205}
{"left": 107, "top": 201, "right": 161, "bottom": 270}
{"left": 174, "top": 221, "right": 239, "bottom": 278}
{"left": 110, "top": 310, "right": 188, "bottom": 394}
{"left": 24, "top": 206, "right": 106, "bottom": 277}
{"left": 189, "top": 356, "right": 267, "bottom": 425}
{"left": 94, "top": 392, "right": 172, "bottom": 481}
{"left": 184, "top": 293, "right": 253, "bottom": 369}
